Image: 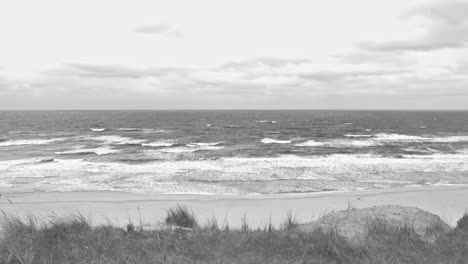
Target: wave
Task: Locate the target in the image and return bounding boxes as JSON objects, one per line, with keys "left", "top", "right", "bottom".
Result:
{"left": 0, "top": 138, "right": 67, "bottom": 147}
{"left": 295, "top": 140, "right": 325, "bottom": 147}
{"left": 87, "top": 135, "right": 146, "bottom": 145}
{"left": 143, "top": 129, "right": 170, "bottom": 134}
{"left": 8, "top": 131, "right": 34, "bottom": 134}
{"left": 198, "top": 145, "right": 224, "bottom": 151}
{"left": 142, "top": 141, "right": 174, "bottom": 147}
{"left": 374, "top": 133, "right": 468, "bottom": 143}
{"left": 187, "top": 142, "right": 223, "bottom": 147}
{"left": 90, "top": 128, "right": 106, "bottom": 132}
{"left": 161, "top": 147, "right": 198, "bottom": 153}
{"left": 256, "top": 120, "right": 277, "bottom": 124}
{"left": 116, "top": 128, "right": 141, "bottom": 131}
{"left": 39, "top": 158, "right": 54, "bottom": 163}
{"left": 344, "top": 134, "right": 372, "bottom": 138}
{"left": 3, "top": 152, "right": 468, "bottom": 194}
{"left": 55, "top": 146, "right": 119, "bottom": 155}
{"left": 261, "top": 138, "right": 291, "bottom": 144}
{"left": 296, "top": 133, "right": 468, "bottom": 148}
{"left": 294, "top": 139, "right": 375, "bottom": 147}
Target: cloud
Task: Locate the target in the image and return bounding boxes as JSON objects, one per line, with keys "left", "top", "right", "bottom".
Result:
{"left": 1, "top": 54, "right": 467, "bottom": 109}
{"left": 358, "top": 0, "right": 468, "bottom": 52}
{"left": 135, "top": 23, "right": 182, "bottom": 37}
{"left": 64, "top": 63, "right": 189, "bottom": 79}
{"left": 298, "top": 70, "right": 408, "bottom": 82}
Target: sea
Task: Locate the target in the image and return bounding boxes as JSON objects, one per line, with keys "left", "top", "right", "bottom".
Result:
{"left": 1, "top": 110, "right": 468, "bottom": 195}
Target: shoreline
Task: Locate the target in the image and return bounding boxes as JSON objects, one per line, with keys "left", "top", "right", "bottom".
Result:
{"left": 1, "top": 185, "right": 468, "bottom": 228}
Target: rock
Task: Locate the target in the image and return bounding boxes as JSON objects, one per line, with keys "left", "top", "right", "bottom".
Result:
{"left": 297, "top": 205, "right": 450, "bottom": 244}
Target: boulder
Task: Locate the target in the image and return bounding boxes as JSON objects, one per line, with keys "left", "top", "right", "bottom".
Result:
{"left": 297, "top": 205, "right": 450, "bottom": 244}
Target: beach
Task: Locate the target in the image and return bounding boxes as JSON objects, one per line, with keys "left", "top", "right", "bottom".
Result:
{"left": 2, "top": 185, "right": 467, "bottom": 228}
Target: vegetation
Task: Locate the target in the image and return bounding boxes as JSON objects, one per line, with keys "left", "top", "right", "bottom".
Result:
{"left": 1, "top": 209, "right": 468, "bottom": 264}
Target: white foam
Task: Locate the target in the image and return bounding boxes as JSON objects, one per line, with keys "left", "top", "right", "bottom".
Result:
{"left": 296, "top": 133, "right": 468, "bottom": 148}
{"left": 0, "top": 138, "right": 67, "bottom": 147}
{"left": 374, "top": 133, "right": 468, "bottom": 143}
{"left": 161, "top": 147, "right": 198, "bottom": 153}
{"left": 256, "top": 120, "right": 277, "bottom": 124}
{"left": 3, "top": 152, "right": 468, "bottom": 194}
{"left": 87, "top": 135, "right": 146, "bottom": 145}
{"left": 198, "top": 145, "right": 224, "bottom": 150}
{"left": 90, "top": 128, "right": 106, "bottom": 132}
{"left": 261, "top": 138, "right": 291, "bottom": 144}
{"left": 295, "top": 140, "right": 324, "bottom": 147}
{"left": 142, "top": 141, "right": 174, "bottom": 147}
{"left": 117, "top": 128, "right": 140, "bottom": 131}
{"left": 187, "top": 142, "right": 224, "bottom": 147}
{"left": 206, "top": 124, "right": 213, "bottom": 127}
{"left": 55, "top": 146, "right": 119, "bottom": 155}
{"left": 344, "top": 134, "right": 372, "bottom": 138}
{"left": 142, "top": 129, "right": 169, "bottom": 133}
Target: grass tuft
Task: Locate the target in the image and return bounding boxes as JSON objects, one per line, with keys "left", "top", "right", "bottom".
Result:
{"left": 282, "top": 210, "right": 299, "bottom": 230}
{"left": 456, "top": 213, "right": 468, "bottom": 232}
{"left": 165, "top": 204, "right": 197, "bottom": 229}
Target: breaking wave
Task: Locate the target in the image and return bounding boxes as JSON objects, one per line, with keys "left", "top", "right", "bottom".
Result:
{"left": 142, "top": 141, "right": 174, "bottom": 147}
{"left": 295, "top": 133, "right": 468, "bottom": 148}
{"left": 90, "top": 128, "right": 106, "bottom": 132}
{"left": 261, "top": 138, "right": 291, "bottom": 144}
{"left": 87, "top": 135, "right": 146, "bottom": 145}
{"left": 55, "top": 146, "right": 119, "bottom": 155}
{"left": 0, "top": 138, "right": 67, "bottom": 147}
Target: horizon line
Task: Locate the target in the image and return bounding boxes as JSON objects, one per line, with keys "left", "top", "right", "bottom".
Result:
{"left": 1, "top": 109, "right": 468, "bottom": 111}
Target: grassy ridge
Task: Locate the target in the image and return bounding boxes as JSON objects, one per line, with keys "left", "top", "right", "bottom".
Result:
{"left": 1, "top": 207, "right": 468, "bottom": 264}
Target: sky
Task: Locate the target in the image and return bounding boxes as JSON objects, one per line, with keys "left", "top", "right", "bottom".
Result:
{"left": 0, "top": 0, "right": 467, "bottom": 110}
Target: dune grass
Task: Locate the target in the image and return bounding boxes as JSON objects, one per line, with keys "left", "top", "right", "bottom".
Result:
{"left": 1, "top": 209, "right": 468, "bottom": 264}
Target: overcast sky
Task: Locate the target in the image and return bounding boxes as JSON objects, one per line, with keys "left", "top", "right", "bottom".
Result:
{"left": 1, "top": 0, "right": 467, "bottom": 109}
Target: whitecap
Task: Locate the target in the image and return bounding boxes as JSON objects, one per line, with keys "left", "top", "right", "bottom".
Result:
{"left": 198, "top": 145, "right": 224, "bottom": 150}
{"left": 142, "top": 141, "right": 174, "bottom": 147}
{"left": 161, "top": 147, "right": 198, "bottom": 153}
{"left": 374, "top": 133, "right": 468, "bottom": 143}
{"left": 261, "top": 138, "right": 291, "bottom": 144}
{"left": 90, "top": 128, "right": 106, "bottom": 132}
{"left": 294, "top": 140, "right": 324, "bottom": 147}
{"left": 187, "top": 142, "right": 223, "bottom": 147}
{"left": 295, "top": 139, "right": 377, "bottom": 147}
{"left": 0, "top": 138, "right": 67, "bottom": 147}
{"left": 55, "top": 146, "right": 119, "bottom": 155}
{"left": 87, "top": 135, "right": 146, "bottom": 145}
{"left": 117, "top": 128, "right": 141, "bottom": 131}
{"left": 256, "top": 120, "right": 277, "bottom": 124}
{"left": 344, "top": 134, "right": 372, "bottom": 138}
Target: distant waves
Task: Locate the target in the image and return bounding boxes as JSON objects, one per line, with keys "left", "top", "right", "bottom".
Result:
{"left": 2, "top": 152, "right": 468, "bottom": 194}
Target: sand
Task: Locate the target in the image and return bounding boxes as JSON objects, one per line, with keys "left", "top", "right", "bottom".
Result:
{"left": 1, "top": 185, "right": 468, "bottom": 228}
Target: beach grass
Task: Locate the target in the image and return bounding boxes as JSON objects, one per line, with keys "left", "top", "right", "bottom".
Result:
{"left": 1, "top": 208, "right": 468, "bottom": 264}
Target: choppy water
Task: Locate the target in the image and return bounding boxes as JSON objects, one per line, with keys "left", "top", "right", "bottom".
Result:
{"left": 1, "top": 110, "right": 468, "bottom": 194}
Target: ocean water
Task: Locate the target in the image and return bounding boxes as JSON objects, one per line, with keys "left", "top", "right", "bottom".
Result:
{"left": 1, "top": 110, "right": 468, "bottom": 195}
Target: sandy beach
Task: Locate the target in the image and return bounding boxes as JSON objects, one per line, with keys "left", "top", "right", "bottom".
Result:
{"left": 2, "top": 185, "right": 468, "bottom": 228}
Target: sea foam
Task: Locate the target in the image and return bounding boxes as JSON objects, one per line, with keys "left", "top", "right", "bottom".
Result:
{"left": 0, "top": 138, "right": 67, "bottom": 147}
{"left": 261, "top": 138, "right": 291, "bottom": 144}
{"left": 55, "top": 146, "right": 119, "bottom": 155}
{"left": 142, "top": 141, "right": 174, "bottom": 147}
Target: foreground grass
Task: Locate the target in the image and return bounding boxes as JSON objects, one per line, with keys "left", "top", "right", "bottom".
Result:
{"left": 1, "top": 208, "right": 468, "bottom": 264}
